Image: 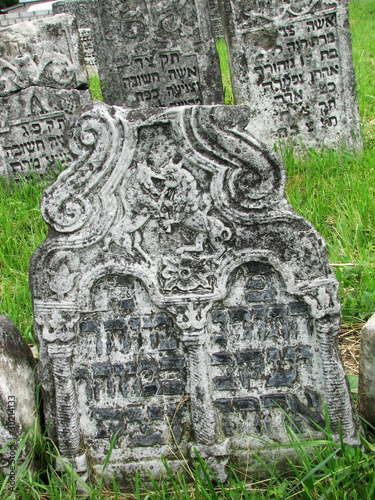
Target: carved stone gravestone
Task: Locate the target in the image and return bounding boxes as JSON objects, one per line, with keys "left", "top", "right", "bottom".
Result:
{"left": 30, "top": 102, "right": 359, "bottom": 488}
{"left": 0, "top": 15, "right": 91, "bottom": 180}
{"left": 219, "top": 0, "right": 361, "bottom": 149}
{"left": 52, "top": 0, "right": 224, "bottom": 107}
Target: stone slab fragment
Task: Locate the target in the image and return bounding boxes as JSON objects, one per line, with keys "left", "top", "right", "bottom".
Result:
{"left": 0, "top": 315, "right": 37, "bottom": 476}
{"left": 220, "top": 0, "right": 361, "bottom": 149}
{"left": 358, "top": 314, "right": 375, "bottom": 426}
{"left": 0, "top": 87, "right": 91, "bottom": 180}
{"left": 209, "top": 0, "right": 224, "bottom": 38}
{"left": 53, "top": 0, "right": 224, "bottom": 107}
{"left": 0, "top": 14, "right": 88, "bottom": 96}
{"left": 30, "top": 102, "right": 359, "bottom": 489}
{"left": 78, "top": 28, "right": 97, "bottom": 67}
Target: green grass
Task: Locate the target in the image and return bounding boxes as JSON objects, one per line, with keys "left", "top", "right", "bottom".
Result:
{"left": 0, "top": 175, "right": 48, "bottom": 343}
{"left": 1, "top": 400, "right": 375, "bottom": 499}
{"left": 349, "top": 0, "right": 375, "bottom": 144}
{"left": 89, "top": 72, "right": 103, "bottom": 102}
{"left": 216, "top": 38, "right": 234, "bottom": 104}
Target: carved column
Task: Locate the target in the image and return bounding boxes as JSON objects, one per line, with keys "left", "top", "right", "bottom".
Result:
{"left": 173, "top": 301, "right": 229, "bottom": 481}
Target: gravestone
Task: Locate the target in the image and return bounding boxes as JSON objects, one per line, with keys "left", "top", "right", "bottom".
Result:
{"left": 52, "top": 0, "right": 224, "bottom": 107}
{"left": 30, "top": 102, "right": 359, "bottom": 488}
{"left": 209, "top": 0, "right": 224, "bottom": 38}
{"left": 358, "top": 314, "right": 375, "bottom": 426}
{"left": 219, "top": 0, "right": 361, "bottom": 149}
{"left": 0, "top": 14, "right": 91, "bottom": 179}
{"left": 0, "top": 315, "right": 37, "bottom": 476}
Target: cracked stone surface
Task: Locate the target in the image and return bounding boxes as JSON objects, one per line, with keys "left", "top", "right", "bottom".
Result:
{"left": 30, "top": 102, "right": 359, "bottom": 489}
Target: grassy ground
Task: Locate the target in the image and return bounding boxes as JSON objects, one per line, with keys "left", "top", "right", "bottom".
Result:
{"left": 1, "top": 0, "right": 375, "bottom": 497}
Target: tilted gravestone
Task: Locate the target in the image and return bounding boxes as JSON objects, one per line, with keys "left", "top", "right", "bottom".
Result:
{"left": 0, "top": 14, "right": 91, "bottom": 180}
{"left": 219, "top": 0, "right": 361, "bottom": 149}
{"left": 30, "top": 102, "right": 359, "bottom": 488}
{"left": 52, "top": 0, "right": 224, "bottom": 107}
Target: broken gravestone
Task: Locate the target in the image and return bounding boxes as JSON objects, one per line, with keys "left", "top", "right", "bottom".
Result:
{"left": 52, "top": 0, "right": 224, "bottom": 107}
{"left": 219, "top": 0, "right": 361, "bottom": 149}
{"left": 0, "top": 315, "right": 37, "bottom": 477}
{"left": 30, "top": 102, "right": 359, "bottom": 489}
{"left": 358, "top": 314, "right": 375, "bottom": 426}
{"left": 0, "top": 14, "right": 91, "bottom": 180}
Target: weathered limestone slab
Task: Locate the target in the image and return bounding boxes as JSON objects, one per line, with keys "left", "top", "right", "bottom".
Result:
{"left": 0, "top": 87, "right": 91, "bottom": 180}
{"left": 0, "top": 315, "right": 37, "bottom": 476}
{"left": 358, "top": 314, "right": 375, "bottom": 426}
{"left": 0, "top": 14, "right": 88, "bottom": 96}
{"left": 53, "top": 0, "right": 224, "bottom": 107}
{"left": 30, "top": 102, "right": 359, "bottom": 488}
{"left": 220, "top": 0, "right": 361, "bottom": 149}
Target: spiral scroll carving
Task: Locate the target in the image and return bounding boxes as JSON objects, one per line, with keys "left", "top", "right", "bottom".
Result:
{"left": 40, "top": 104, "right": 122, "bottom": 233}
{"left": 176, "top": 106, "right": 286, "bottom": 219}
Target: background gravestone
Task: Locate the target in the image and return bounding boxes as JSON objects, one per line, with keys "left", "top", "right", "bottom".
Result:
{"left": 53, "top": 0, "right": 224, "bottom": 107}
{"left": 0, "top": 14, "right": 91, "bottom": 180}
{"left": 30, "top": 102, "right": 359, "bottom": 489}
{"left": 219, "top": 0, "right": 361, "bottom": 149}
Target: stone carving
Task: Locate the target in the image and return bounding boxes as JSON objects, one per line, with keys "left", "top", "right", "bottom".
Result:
{"left": 0, "top": 14, "right": 91, "bottom": 179}
{"left": 0, "top": 315, "right": 37, "bottom": 475}
{"left": 78, "top": 28, "right": 97, "bottom": 67}
{"left": 30, "top": 103, "right": 359, "bottom": 488}
{"left": 52, "top": 0, "right": 224, "bottom": 107}
{"left": 0, "top": 14, "right": 88, "bottom": 96}
{"left": 0, "top": 87, "right": 91, "bottom": 180}
{"left": 219, "top": 0, "right": 361, "bottom": 149}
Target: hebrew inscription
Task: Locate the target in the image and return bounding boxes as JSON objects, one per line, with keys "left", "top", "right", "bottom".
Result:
{"left": 30, "top": 103, "right": 359, "bottom": 489}
{"left": 220, "top": 0, "right": 361, "bottom": 149}
{"left": 53, "top": 0, "right": 223, "bottom": 107}
{"left": 0, "top": 87, "right": 91, "bottom": 179}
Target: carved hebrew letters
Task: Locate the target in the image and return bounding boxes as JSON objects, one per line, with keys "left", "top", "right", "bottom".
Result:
{"left": 30, "top": 104, "right": 359, "bottom": 489}
{"left": 0, "top": 88, "right": 91, "bottom": 179}
{"left": 221, "top": 0, "right": 361, "bottom": 149}
{"left": 120, "top": 52, "right": 203, "bottom": 107}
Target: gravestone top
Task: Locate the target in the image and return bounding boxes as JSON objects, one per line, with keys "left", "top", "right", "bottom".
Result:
{"left": 0, "top": 14, "right": 88, "bottom": 96}
{"left": 52, "top": 0, "right": 224, "bottom": 107}
{"left": 30, "top": 102, "right": 359, "bottom": 488}
{"left": 220, "top": 0, "right": 361, "bottom": 149}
